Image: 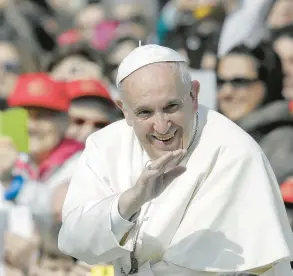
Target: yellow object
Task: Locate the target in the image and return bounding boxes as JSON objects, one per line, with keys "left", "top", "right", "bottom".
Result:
{"left": 193, "top": 5, "right": 213, "bottom": 19}
{"left": 0, "top": 107, "right": 29, "bottom": 153}
{"left": 91, "top": 265, "right": 114, "bottom": 276}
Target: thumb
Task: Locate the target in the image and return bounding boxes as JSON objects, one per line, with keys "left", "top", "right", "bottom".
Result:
{"left": 163, "top": 166, "right": 186, "bottom": 186}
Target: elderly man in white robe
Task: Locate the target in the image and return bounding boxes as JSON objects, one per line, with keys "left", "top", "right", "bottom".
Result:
{"left": 58, "top": 44, "right": 293, "bottom": 276}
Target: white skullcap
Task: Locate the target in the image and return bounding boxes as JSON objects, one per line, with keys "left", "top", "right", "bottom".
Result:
{"left": 116, "top": 44, "right": 187, "bottom": 87}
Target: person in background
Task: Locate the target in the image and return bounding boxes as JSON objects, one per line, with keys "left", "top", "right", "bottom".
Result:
{"left": 104, "top": 36, "right": 139, "bottom": 86}
{"left": 45, "top": 42, "right": 106, "bottom": 84}
{"left": 0, "top": 73, "right": 84, "bottom": 275}
{"left": 75, "top": 1, "right": 105, "bottom": 42}
{"left": 0, "top": 37, "right": 39, "bottom": 100}
{"left": 216, "top": 43, "right": 293, "bottom": 185}
{"left": 273, "top": 25, "right": 293, "bottom": 100}
{"left": 65, "top": 79, "right": 119, "bottom": 142}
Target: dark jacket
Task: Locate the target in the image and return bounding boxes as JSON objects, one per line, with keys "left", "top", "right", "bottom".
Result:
{"left": 236, "top": 101, "right": 293, "bottom": 184}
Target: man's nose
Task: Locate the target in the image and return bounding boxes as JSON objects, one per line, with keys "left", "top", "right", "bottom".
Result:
{"left": 153, "top": 113, "right": 171, "bottom": 134}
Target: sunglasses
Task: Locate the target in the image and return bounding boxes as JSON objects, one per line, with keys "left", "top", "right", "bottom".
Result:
{"left": 217, "top": 77, "right": 259, "bottom": 89}
{"left": 71, "top": 117, "right": 109, "bottom": 129}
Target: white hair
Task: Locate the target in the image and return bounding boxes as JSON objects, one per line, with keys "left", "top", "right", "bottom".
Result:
{"left": 118, "top": 61, "right": 192, "bottom": 93}
{"left": 170, "top": 62, "right": 192, "bottom": 92}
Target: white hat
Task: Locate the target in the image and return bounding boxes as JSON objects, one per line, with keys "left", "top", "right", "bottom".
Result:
{"left": 116, "top": 44, "right": 187, "bottom": 87}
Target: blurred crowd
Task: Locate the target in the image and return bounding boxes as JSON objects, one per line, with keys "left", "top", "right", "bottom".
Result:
{"left": 0, "top": 0, "right": 293, "bottom": 275}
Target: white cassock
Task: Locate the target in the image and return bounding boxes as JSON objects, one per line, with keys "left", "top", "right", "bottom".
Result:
{"left": 58, "top": 105, "right": 293, "bottom": 276}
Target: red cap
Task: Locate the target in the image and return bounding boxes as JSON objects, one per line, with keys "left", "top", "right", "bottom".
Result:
{"left": 66, "top": 79, "right": 113, "bottom": 102}
{"left": 280, "top": 180, "right": 293, "bottom": 203}
{"left": 8, "top": 73, "right": 70, "bottom": 111}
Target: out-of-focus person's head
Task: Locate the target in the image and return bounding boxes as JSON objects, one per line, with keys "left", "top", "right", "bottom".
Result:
{"left": 8, "top": 73, "right": 70, "bottom": 163}
{"left": 273, "top": 25, "right": 293, "bottom": 99}
{"left": 0, "top": 41, "right": 20, "bottom": 98}
{"left": 115, "top": 16, "right": 148, "bottom": 40}
{"left": 0, "top": 37, "right": 39, "bottom": 98}
{"left": 268, "top": 0, "right": 293, "bottom": 30}
{"left": 216, "top": 44, "right": 283, "bottom": 121}
{"left": 65, "top": 79, "right": 117, "bottom": 142}
{"left": 46, "top": 0, "right": 86, "bottom": 15}
{"left": 116, "top": 45, "right": 199, "bottom": 160}
{"left": 45, "top": 42, "right": 105, "bottom": 82}
{"left": 110, "top": 2, "right": 143, "bottom": 21}
{"left": 75, "top": 3, "right": 105, "bottom": 42}
{"left": 104, "top": 36, "right": 139, "bottom": 84}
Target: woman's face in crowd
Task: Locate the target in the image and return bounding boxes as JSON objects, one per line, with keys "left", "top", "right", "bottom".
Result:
{"left": 50, "top": 55, "right": 103, "bottom": 82}
{"left": 274, "top": 36, "right": 293, "bottom": 99}
{"left": 47, "top": 0, "right": 84, "bottom": 14}
{"left": 0, "top": 42, "right": 21, "bottom": 98}
{"left": 217, "top": 54, "right": 265, "bottom": 121}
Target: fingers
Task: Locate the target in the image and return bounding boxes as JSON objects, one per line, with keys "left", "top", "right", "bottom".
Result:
{"left": 150, "top": 151, "right": 173, "bottom": 170}
{"left": 150, "top": 149, "right": 186, "bottom": 171}
{"left": 161, "top": 149, "right": 186, "bottom": 172}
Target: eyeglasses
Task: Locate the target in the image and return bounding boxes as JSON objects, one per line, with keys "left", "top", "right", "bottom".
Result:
{"left": 71, "top": 117, "right": 109, "bottom": 129}
{"left": 217, "top": 77, "right": 259, "bottom": 89}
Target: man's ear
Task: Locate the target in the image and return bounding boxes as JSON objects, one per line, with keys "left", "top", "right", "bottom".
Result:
{"left": 190, "top": 80, "right": 200, "bottom": 110}
{"left": 115, "top": 99, "right": 133, "bottom": 126}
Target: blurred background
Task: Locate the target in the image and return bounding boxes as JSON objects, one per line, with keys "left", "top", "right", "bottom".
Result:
{"left": 1, "top": 0, "right": 293, "bottom": 275}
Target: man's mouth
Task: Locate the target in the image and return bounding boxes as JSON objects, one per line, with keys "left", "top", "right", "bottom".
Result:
{"left": 152, "top": 130, "right": 177, "bottom": 142}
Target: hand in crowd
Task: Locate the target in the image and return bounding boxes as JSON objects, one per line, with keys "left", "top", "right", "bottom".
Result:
{"left": 0, "top": 137, "right": 18, "bottom": 178}
{"left": 118, "top": 150, "right": 187, "bottom": 219}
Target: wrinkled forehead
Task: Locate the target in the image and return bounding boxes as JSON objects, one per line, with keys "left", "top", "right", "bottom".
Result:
{"left": 121, "top": 63, "right": 186, "bottom": 92}
{"left": 120, "top": 63, "right": 188, "bottom": 108}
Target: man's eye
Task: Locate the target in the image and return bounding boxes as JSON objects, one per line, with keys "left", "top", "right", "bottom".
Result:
{"left": 136, "top": 110, "right": 152, "bottom": 118}
{"left": 165, "top": 104, "right": 180, "bottom": 113}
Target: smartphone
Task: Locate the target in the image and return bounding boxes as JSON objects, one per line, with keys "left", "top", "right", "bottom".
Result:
{"left": 0, "top": 107, "right": 29, "bottom": 153}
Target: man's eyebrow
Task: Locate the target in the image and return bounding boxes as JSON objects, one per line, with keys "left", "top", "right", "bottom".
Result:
{"left": 166, "top": 98, "right": 182, "bottom": 105}
{"left": 132, "top": 98, "right": 183, "bottom": 112}
{"left": 133, "top": 105, "right": 150, "bottom": 113}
